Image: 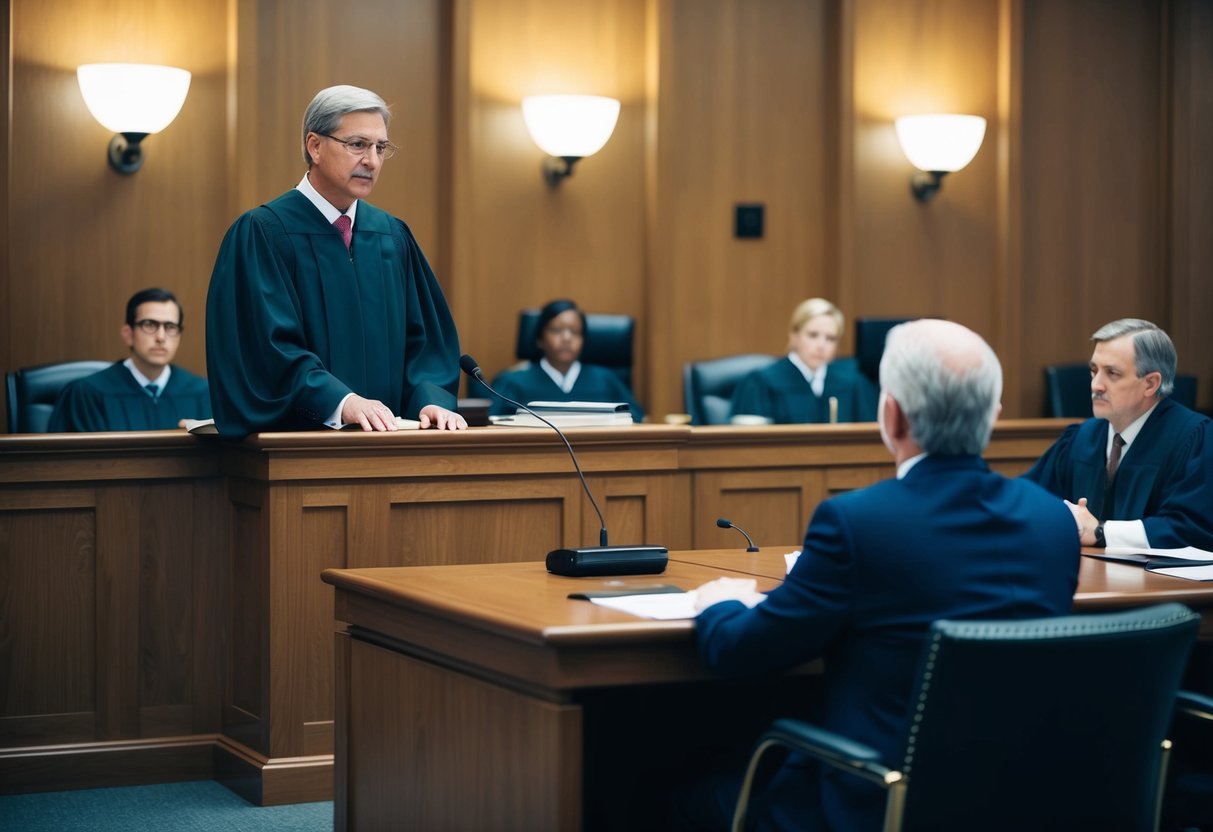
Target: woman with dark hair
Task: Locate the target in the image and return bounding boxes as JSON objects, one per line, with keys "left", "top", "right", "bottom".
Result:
{"left": 490, "top": 299, "right": 644, "bottom": 420}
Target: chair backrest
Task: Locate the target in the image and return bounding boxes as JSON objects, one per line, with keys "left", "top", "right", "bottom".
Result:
{"left": 853, "top": 316, "right": 913, "bottom": 383}
{"left": 1043, "top": 362, "right": 1093, "bottom": 418}
{"left": 682, "top": 354, "right": 779, "bottom": 425}
{"left": 516, "top": 309, "right": 635, "bottom": 390}
{"left": 897, "top": 603, "right": 1199, "bottom": 832}
{"left": 1045, "top": 363, "right": 1199, "bottom": 417}
{"left": 6, "top": 360, "right": 111, "bottom": 433}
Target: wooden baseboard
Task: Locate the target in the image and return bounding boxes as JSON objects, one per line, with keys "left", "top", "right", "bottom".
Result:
{"left": 213, "top": 735, "right": 333, "bottom": 805}
{"left": 0, "top": 735, "right": 217, "bottom": 795}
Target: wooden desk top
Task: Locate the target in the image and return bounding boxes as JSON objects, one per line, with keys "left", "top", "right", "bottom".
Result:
{"left": 323, "top": 547, "right": 1213, "bottom": 691}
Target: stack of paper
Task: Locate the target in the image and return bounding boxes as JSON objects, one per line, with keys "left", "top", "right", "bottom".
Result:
{"left": 492, "top": 401, "right": 635, "bottom": 428}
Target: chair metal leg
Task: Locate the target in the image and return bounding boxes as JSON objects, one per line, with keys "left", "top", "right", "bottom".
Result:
{"left": 1153, "top": 739, "right": 1171, "bottom": 832}
{"left": 882, "top": 772, "right": 906, "bottom": 832}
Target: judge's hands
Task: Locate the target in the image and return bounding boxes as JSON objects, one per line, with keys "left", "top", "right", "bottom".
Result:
{"left": 693, "top": 577, "right": 767, "bottom": 612}
{"left": 343, "top": 395, "right": 400, "bottom": 431}
{"left": 419, "top": 404, "right": 467, "bottom": 431}
{"left": 1064, "top": 497, "right": 1099, "bottom": 546}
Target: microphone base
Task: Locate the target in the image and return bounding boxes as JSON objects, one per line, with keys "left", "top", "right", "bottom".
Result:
{"left": 746, "top": 546, "right": 760, "bottom": 552}
{"left": 546, "top": 545, "right": 669, "bottom": 577}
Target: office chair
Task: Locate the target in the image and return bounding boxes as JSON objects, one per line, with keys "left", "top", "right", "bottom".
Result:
{"left": 682, "top": 354, "right": 778, "bottom": 425}
{"left": 854, "top": 316, "right": 913, "bottom": 385}
{"left": 1045, "top": 364, "right": 1199, "bottom": 418}
{"left": 732, "top": 603, "right": 1200, "bottom": 832}
{"left": 6, "top": 359, "right": 111, "bottom": 433}
{"left": 1162, "top": 689, "right": 1213, "bottom": 831}
{"left": 516, "top": 308, "right": 636, "bottom": 391}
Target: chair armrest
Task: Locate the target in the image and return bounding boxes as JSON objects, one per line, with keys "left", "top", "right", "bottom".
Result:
{"left": 1176, "top": 690, "right": 1213, "bottom": 722}
{"left": 760, "top": 718, "right": 896, "bottom": 783}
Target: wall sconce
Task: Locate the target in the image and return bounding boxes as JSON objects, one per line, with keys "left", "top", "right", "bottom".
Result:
{"left": 894, "top": 114, "right": 987, "bottom": 202}
{"left": 521, "top": 95, "right": 621, "bottom": 186}
{"left": 77, "top": 63, "right": 192, "bottom": 174}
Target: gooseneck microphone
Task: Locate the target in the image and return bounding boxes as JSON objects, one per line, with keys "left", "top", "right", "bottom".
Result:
{"left": 460, "top": 354, "right": 668, "bottom": 576}
{"left": 717, "top": 517, "right": 759, "bottom": 552}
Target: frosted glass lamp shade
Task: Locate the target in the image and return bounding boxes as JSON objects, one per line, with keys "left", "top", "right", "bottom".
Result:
{"left": 894, "top": 114, "right": 987, "bottom": 172}
{"left": 522, "top": 95, "right": 620, "bottom": 159}
{"left": 77, "top": 63, "right": 192, "bottom": 134}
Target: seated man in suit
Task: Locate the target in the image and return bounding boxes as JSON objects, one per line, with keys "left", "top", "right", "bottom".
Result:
{"left": 1024, "top": 318, "right": 1213, "bottom": 551}
{"left": 729, "top": 297, "right": 876, "bottom": 424}
{"left": 49, "top": 288, "right": 211, "bottom": 432}
{"left": 489, "top": 298, "right": 644, "bottom": 420}
{"left": 682, "top": 319, "right": 1080, "bottom": 832}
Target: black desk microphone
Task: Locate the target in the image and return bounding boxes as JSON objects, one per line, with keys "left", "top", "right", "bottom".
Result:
{"left": 459, "top": 355, "right": 668, "bottom": 577}
{"left": 716, "top": 517, "right": 759, "bottom": 552}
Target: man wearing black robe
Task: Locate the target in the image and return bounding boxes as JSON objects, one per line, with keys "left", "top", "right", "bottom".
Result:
{"left": 50, "top": 288, "right": 211, "bottom": 432}
{"left": 1024, "top": 318, "right": 1213, "bottom": 551}
{"left": 205, "top": 85, "right": 465, "bottom": 437}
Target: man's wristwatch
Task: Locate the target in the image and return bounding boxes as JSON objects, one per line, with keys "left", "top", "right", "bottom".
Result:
{"left": 1093, "top": 524, "right": 1106, "bottom": 548}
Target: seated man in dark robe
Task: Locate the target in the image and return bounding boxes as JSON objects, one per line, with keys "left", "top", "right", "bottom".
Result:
{"left": 488, "top": 299, "right": 644, "bottom": 420}
{"left": 729, "top": 297, "right": 876, "bottom": 424}
{"left": 205, "top": 85, "right": 466, "bottom": 437}
{"left": 49, "top": 288, "right": 211, "bottom": 432}
{"left": 1024, "top": 318, "right": 1213, "bottom": 551}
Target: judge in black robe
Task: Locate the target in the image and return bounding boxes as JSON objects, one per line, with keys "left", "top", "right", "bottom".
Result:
{"left": 205, "top": 85, "right": 463, "bottom": 437}
{"left": 489, "top": 362, "right": 644, "bottom": 420}
{"left": 1023, "top": 318, "right": 1213, "bottom": 551}
{"left": 49, "top": 361, "right": 211, "bottom": 432}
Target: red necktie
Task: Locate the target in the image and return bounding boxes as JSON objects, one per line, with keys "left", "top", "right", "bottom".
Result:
{"left": 334, "top": 214, "right": 352, "bottom": 250}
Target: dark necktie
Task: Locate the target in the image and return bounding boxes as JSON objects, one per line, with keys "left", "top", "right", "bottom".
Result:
{"left": 1107, "top": 433, "right": 1125, "bottom": 481}
{"left": 334, "top": 214, "right": 352, "bottom": 250}
{"left": 145, "top": 383, "right": 159, "bottom": 400}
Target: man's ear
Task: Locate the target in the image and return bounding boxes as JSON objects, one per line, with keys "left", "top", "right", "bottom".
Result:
{"left": 1142, "top": 371, "right": 1162, "bottom": 398}
{"left": 120, "top": 324, "right": 134, "bottom": 350}
{"left": 883, "top": 393, "right": 908, "bottom": 440}
{"left": 305, "top": 132, "right": 322, "bottom": 166}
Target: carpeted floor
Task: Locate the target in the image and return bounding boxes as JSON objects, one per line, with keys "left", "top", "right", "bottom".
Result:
{"left": 0, "top": 780, "right": 332, "bottom": 832}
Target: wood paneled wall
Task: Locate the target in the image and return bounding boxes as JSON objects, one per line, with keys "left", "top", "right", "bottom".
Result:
{"left": 3, "top": 0, "right": 1211, "bottom": 428}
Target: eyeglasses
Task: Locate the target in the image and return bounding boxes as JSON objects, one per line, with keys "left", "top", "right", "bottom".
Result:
{"left": 134, "top": 319, "right": 183, "bottom": 336}
{"left": 318, "top": 133, "right": 398, "bottom": 160}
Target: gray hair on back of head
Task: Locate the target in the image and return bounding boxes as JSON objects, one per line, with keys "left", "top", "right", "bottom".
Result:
{"left": 1091, "top": 318, "right": 1175, "bottom": 398}
{"left": 301, "top": 85, "right": 392, "bottom": 165}
{"left": 879, "top": 321, "right": 1003, "bottom": 455}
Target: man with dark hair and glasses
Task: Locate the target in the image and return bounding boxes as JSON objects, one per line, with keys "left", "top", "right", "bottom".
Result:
{"left": 205, "top": 84, "right": 465, "bottom": 437}
{"left": 49, "top": 287, "right": 212, "bottom": 431}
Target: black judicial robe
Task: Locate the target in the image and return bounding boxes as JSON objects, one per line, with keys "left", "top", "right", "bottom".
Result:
{"left": 48, "top": 362, "right": 211, "bottom": 432}
{"left": 729, "top": 357, "right": 877, "bottom": 424}
{"left": 488, "top": 362, "right": 644, "bottom": 420}
{"left": 205, "top": 190, "right": 460, "bottom": 437}
{"left": 1023, "top": 396, "right": 1213, "bottom": 550}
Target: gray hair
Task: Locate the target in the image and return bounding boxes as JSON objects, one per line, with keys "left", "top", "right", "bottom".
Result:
{"left": 1091, "top": 318, "right": 1175, "bottom": 398}
{"left": 301, "top": 85, "right": 392, "bottom": 165}
{"left": 879, "top": 320, "right": 1003, "bottom": 455}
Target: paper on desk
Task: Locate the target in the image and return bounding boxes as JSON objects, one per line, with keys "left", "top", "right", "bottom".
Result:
{"left": 1149, "top": 564, "right": 1213, "bottom": 581}
{"left": 590, "top": 591, "right": 700, "bottom": 620}
{"left": 785, "top": 551, "right": 801, "bottom": 573}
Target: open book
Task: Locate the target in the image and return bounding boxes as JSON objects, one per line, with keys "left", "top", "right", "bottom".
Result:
{"left": 1090, "top": 545, "right": 1213, "bottom": 570}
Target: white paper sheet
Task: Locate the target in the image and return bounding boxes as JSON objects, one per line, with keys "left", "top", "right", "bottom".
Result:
{"left": 1149, "top": 564, "right": 1213, "bottom": 581}
{"left": 590, "top": 591, "right": 700, "bottom": 620}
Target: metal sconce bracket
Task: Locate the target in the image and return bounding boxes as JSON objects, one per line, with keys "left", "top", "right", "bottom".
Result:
{"left": 542, "top": 155, "right": 583, "bottom": 187}
{"left": 910, "top": 170, "right": 949, "bottom": 202}
{"left": 108, "top": 131, "right": 150, "bottom": 174}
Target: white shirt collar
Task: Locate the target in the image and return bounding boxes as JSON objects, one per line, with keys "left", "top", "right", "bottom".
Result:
{"left": 787, "top": 352, "right": 827, "bottom": 397}
{"left": 539, "top": 358, "right": 581, "bottom": 393}
{"left": 124, "top": 358, "right": 170, "bottom": 389}
{"left": 1107, "top": 400, "right": 1159, "bottom": 456}
{"left": 296, "top": 172, "right": 359, "bottom": 226}
{"left": 897, "top": 452, "right": 928, "bottom": 479}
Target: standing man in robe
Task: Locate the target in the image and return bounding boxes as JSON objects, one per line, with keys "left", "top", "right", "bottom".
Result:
{"left": 1024, "top": 319, "right": 1213, "bottom": 551}
{"left": 205, "top": 85, "right": 466, "bottom": 437}
{"left": 49, "top": 288, "right": 211, "bottom": 431}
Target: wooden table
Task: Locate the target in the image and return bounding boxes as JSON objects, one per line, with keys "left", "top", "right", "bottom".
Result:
{"left": 322, "top": 548, "right": 1213, "bottom": 830}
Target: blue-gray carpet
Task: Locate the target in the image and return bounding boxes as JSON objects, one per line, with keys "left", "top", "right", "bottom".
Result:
{"left": 0, "top": 780, "right": 332, "bottom": 831}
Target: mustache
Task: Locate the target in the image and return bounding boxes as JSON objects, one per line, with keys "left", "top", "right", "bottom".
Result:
{"left": 1091, "top": 392, "right": 1109, "bottom": 402}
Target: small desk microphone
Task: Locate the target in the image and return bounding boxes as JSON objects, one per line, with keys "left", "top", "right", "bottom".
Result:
{"left": 716, "top": 517, "right": 759, "bottom": 552}
{"left": 459, "top": 354, "right": 667, "bottom": 577}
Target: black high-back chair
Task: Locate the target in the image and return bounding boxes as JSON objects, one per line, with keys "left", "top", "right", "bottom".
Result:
{"left": 6, "top": 360, "right": 110, "bottom": 433}
{"left": 732, "top": 603, "right": 1200, "bottom": 832}
{"left": 682, "top": 354, "right": 778, "bottom": 425}
{"left": 854, "top": 317, "right": 912, "bottom": 385}
{"left": 1046, "top": 363, "right": 1199, "bottom": 417}
{"left": 515, "top": 309, "right": 635, "bottom": 391}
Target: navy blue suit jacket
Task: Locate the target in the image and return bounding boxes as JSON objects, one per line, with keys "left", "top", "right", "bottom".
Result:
{"left": 697, "top": 455, "right": 1080, "bottom": 831}
{"left": 1023, "top": 396, "right": 1213, "bottom": 550}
